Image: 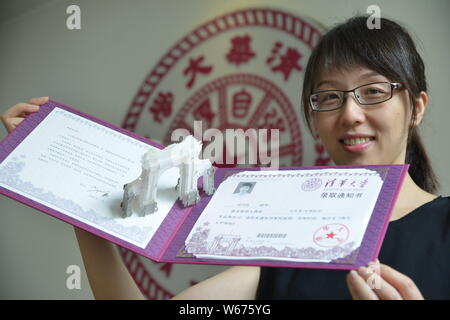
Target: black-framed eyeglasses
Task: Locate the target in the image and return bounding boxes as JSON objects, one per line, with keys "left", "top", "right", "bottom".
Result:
{"left": 309, "top": 82, "right": 404, "bottom": 112}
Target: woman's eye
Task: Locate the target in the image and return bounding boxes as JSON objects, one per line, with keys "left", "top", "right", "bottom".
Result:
{"left": 364, "top": 88, "right": 384, "bottom": 95}
{"left": 324, "top": 93, "right": 339, "bottom": 100}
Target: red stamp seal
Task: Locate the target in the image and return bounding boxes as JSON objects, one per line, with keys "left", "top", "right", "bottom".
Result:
{"left": 120, "top": 7, "right": 327, "bottom": 299}
{"left": 313, "top": 223, "right": 350, "bottom": 248}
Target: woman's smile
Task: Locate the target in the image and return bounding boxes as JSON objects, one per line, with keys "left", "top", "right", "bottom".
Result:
{"left": 338, "top": 135, "right": 376, "bottom": 153}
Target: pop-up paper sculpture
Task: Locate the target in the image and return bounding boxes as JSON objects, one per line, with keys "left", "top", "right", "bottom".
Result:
{"left": 120, "top": 135, "right": 216, "bottom": 218}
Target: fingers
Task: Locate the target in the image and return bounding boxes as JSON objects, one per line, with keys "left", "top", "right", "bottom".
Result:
{"left": 27, "top": 96, "right": 49, "bottom": 105}
{"left": 3, "top": 103, "right": 38, "bottom": 119}
{"left": 356, "top": 264, "right": 403, "bottom": 300}
{"left": 1, "top": 117, "right": 23, "bottom": 133}
{"left": 1, "top": 97, "right": 48, "bottom": 134}
{"left": 380, "top": 264, "right": 424, "bottom": 300}
{"left": 346, "top": 270, "right": 379, "bottom": 300}
{"left": 3, "top": 97, "right": 48, "bottom": 118}
{"left": 347, "top": 261, "right": 424, "bottom": 300}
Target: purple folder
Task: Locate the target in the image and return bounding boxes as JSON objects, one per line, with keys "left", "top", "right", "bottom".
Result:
{"left": 0, "top": 100, "right": 408, "bottom": 270}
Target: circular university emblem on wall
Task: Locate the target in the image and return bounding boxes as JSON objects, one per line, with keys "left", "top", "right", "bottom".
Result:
{"left": 120, "top": 7, "right": 330, "bottom": 299}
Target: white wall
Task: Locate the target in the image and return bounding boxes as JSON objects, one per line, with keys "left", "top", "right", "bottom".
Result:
{"left": 0, "top": 0, "right": 449, "bottom": 299}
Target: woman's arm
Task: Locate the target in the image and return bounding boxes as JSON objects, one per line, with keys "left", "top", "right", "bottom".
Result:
{"left": 73, "top": 227, "right": 146, "bottom": 299}
{"left": 172, "top": 266, "right": 261, "bottom": 300}
{"left": 76, "top": 227, "right": 261, "bottom": 300}
{"left": 76, "top": 226, "right": 261, "bottom": 300}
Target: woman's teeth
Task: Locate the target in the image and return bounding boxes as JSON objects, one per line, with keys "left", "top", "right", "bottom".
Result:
{"left": 342, "top": 137, "right": 375, "bottom": 145}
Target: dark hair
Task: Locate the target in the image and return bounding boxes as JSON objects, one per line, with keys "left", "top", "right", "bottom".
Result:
{"left": 301, "top": 15, "right": 439, "bottom": 193}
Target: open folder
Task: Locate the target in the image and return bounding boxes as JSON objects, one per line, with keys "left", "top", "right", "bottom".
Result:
{"left": 0, "top": 100, "right": 408, "bottom": 270}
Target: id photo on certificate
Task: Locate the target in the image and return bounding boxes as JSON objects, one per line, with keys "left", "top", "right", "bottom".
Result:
{"left": 233, "top": 182, "right": 256, "bottom": 195}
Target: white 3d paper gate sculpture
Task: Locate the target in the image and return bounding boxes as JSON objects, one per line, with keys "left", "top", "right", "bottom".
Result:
{"left": 120, "top": 135, "right": 216, "bottom": 217}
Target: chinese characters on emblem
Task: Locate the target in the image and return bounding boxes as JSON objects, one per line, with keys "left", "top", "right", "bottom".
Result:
{"left": 183, "top": 55, "right": 213, "bottom": 89}
{"left": 147, "top": 35, "right": 304, "bottom": 124}
{"left": 266, "top": 42, "right": 303, "bottom": 81}
{"left": 149, "top": 91, "right": 173, "bottom": 123}
{"left": 226, "top": 34, "right": 256, "bottom": 66}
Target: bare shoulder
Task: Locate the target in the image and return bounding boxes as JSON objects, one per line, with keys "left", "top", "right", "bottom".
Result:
{"left": 171, "top": 266, "right": 261, "bottom": 300}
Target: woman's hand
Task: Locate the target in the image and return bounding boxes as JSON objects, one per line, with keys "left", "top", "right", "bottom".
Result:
{"left": 1, "top": 96, "right": 48, "bottom": 134}
{"left": 346, "top": 260, "right": 424, "bottom": 300}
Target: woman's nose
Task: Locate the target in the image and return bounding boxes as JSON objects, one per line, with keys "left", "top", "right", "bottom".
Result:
{"left": 338, "top": 93, "right": 366, "bottom": 126}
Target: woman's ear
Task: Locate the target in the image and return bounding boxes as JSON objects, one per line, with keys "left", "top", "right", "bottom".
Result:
{"left": 413, "top": 91, "right": 428, "bottom": 126}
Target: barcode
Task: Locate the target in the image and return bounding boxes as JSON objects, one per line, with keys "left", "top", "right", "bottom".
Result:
{"left": 257, "top": 233, "right": 287, "bottom": 239}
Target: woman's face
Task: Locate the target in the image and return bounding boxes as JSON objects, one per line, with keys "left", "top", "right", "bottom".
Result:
{"left": 312, "top": 66, "right": 413, "bottom": 166}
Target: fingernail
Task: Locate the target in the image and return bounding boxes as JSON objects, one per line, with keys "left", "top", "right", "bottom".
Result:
{"left": 350, "top": 270, "right": 358, "bottom": 278}
{"left": 358, "top": 267, "right": 367, "bottom": 275}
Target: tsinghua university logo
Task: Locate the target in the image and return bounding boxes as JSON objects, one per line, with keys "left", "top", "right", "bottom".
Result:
{"left": 119, "top": 7, "right": 330, "bottom": 300}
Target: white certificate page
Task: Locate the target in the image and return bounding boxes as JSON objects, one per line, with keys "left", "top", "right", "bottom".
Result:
{"left": 185, "top": 169, "right": 383, "bottom": 262}
{"left": 0, "top": 108, "right": 179, "bottom": 248}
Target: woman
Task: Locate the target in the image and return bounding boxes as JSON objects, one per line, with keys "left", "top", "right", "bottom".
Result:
{"left": 2, "top": 16, "right": 449, "bottom": 300}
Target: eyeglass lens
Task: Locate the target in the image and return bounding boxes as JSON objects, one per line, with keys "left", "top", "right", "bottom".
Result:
{"left": 311, "top": 82, "right": 392, "bottom": 111}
